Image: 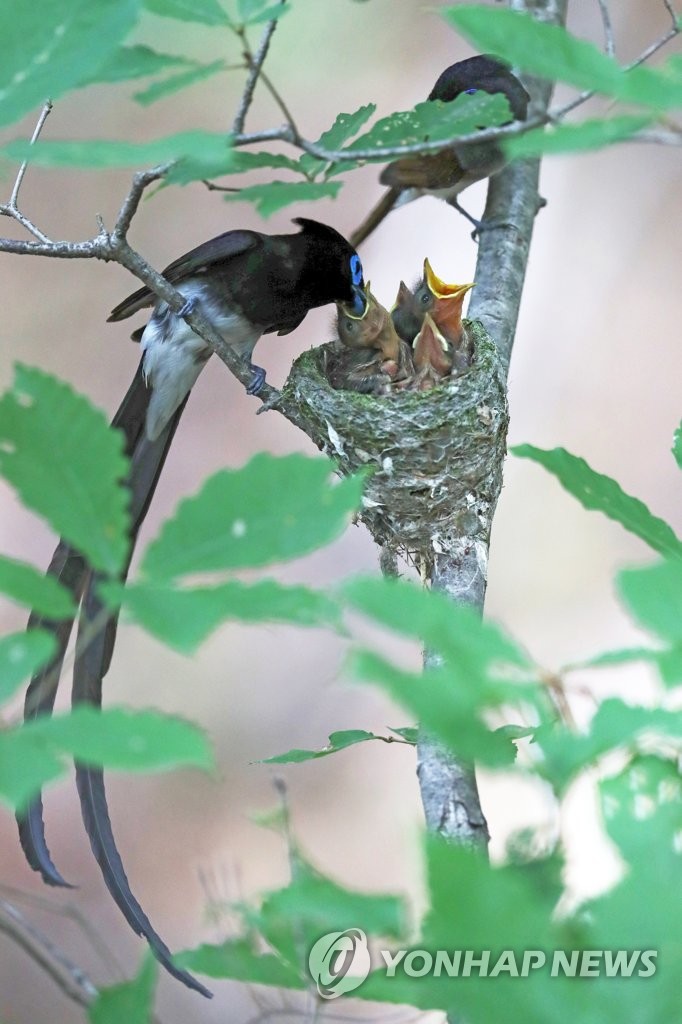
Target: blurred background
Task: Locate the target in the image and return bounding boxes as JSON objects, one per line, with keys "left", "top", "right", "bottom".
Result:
{"left": 0, "top": 0, "right": 680, "bottom": 1020}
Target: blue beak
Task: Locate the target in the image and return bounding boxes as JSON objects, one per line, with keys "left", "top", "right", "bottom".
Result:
{"left": 349, "top": 283, "right": 367, "bottom": 317}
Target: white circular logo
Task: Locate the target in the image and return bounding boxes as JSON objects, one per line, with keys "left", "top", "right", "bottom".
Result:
{"left": 308, "top": 928, "right": 371, "bottom": 999}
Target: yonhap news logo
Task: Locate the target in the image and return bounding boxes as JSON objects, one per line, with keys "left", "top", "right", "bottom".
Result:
{"left": 308, "top": 929, "right": 372, "bottom": 998}
{"left": 307, "top": 932, "right": 658, "bottom": 999}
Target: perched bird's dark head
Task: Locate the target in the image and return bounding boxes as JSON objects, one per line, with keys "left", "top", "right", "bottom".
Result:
{"left": 292, "top": 218, "right": 366, "bottom": 316}
{"left": 428, "top": 54, "right": 530, "bottom": 122}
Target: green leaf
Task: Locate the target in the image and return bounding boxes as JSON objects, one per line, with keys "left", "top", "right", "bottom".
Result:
{"left": 0, "top": 728, "right": 63, "bottom": 810}
{"left": 27, "top": 706, "right": 213, "bottom": 773}
{"left": 236, "top": 0, "right": 289, "bottom": 25}
{"left": 140, "top": 454, "right": 363, "bottom": 580}
{"left": 346, "top": 91, "right": 511, "bottom": 154}
{"left": 566, "top": 647, "right": 659, "bottom": 672}
{"left": 513, "top": 445, "right": 682, "bottom": 560}
{"left": 143, "top": 0, "right": 230, "bottom": 26}
{"left": 539, "top": 699, "right": 682, "bottom": 792}
{"left": 0, "top": 0, "right": 139, "bottom": 129}
{"left": 0, "top": 553, "right": 75, "bottom": 617}
{"left": 0, "top": 366, "right": 129, "bottom": 575}
{"left": 260, "top": 729, "right": 381, "bottom": 764}
{"left": 673, "top": 420, "right": 682, "bottom": 471}
{"left": 106, "top": 579, "right": 341, "bottom": 653}
{"left": 618, "top": 559, "right": 682, "bottom": 647}
{"left": 177, "top": 938, "right": 304, "bottom": 987}
{"left": 442, "top": 6, "right": 682, "bottom": 110}
{"left": 2, "top": 130, "right": 232, "bottom": 171}
{"left": 298, "top": 105, "right": 377, "bottom": 176}
{"left": 134, "top": 59, "right": 226, "bottom": 105}
{"left": 168, "top": 145, "right": 301, "bottom": 185}
{"left": 223, "top": 180, "right": 342, "bottom": 216}
{"left": 0, "top": 630, "right": 56, "bottom": 704}
{"left": 88, "top": 952, "right": 157, "bottom": 1024}
{"left": 81, "top": 45, "right": 197, "bottom": 85}
{"left": 349, "top": 651, "right": 530, "bottom": 767}
{"left": 342, "top": 576, "right": 532, "bottom": 675}
{"left": 505, "top": 115, "right": 650, "bottom": 159}
{"left": 261, "top": 859, "right": 405, "bottom": 951}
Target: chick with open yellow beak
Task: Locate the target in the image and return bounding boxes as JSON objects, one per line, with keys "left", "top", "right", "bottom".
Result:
{"left": 332, "top": 283, "right": 414, "bottom": 394}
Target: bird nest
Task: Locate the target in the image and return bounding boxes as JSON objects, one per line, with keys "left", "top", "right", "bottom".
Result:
{"left": 282, "top": 319, "right": 508, "bottom": 562}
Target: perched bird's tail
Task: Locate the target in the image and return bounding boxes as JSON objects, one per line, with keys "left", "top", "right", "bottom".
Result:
{"left": 16, "top": 360, "right": 153, "bottom": 885}
{"left": 349, "top": 187, "right": 401, "bottom": 249}
{"left": 15, "top": 361, "right": 211, "bottom": 996}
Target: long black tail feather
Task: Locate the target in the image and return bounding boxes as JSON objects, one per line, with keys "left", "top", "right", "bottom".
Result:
{"left": 72, "top": 396, "right": 211, "bottom": 996}
{"left": 349, "top": 187, "right": 399, "bottom": 249}
{"left": 16, "top": 362, "right": 154, "bottom": 886}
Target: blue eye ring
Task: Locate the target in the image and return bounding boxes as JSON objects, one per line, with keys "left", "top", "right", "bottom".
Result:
{"left": 350, "top": 253, "right": 363, "bottom": 286}
{"left": 465, "top": 87, "right": 478, "bottom": 95}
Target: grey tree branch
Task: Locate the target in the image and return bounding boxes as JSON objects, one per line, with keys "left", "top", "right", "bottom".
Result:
{"left": 416, "top": 0, "right": 569, "bottom": 853}
{"left": 0, "top": 897, "right": 98, "bottom": 1008}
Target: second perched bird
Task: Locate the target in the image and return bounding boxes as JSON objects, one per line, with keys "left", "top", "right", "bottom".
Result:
{"left": 17, "top": 217, "right": 365, "bottom": 997}
{"left": 351, "top": 54, "right": 530, "bottom": 246}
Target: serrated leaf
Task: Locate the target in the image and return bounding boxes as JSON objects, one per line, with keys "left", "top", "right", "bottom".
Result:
{"left": 349, "top": 650, "right": 528, "bottom": 767}
{"left": 2, "top": 130, "right": 232, "bottom": 171}
{"left": 566, "top": 647, "right": 659, "bottom": 672}
{"left": 88, "top": 952, "right": 157, "bottom": 1024}
{"left": 143, "top": 0, "right": 230, "bottom": 26}
{"left": 236, "top": 0, "right": 289, "bottom": 25}
{"left": 538, "top": 699, "right": 682, "bottom": 792}
{"left": 0, "top": 728, "right": 63, "bottom": 810}
{"left": 299, "top": 105, "right": 376, "bottom": 177}
{"left": 0, "top": 553, "right": 75, "bottom": 617}
{"left": 345, "top": 92, "right": 511, "bottom": 155}
{"left": 260, "top": 729, "right": 379, "bottom": 764}
{"left": 389, "top": 725, "right": 418, "bottom": 744}
{"left": 0, "top": 0, "right": 139, "bottom": 129}
{"left": 177, "top": 938, "right": 304, "bottom": 986}
{"left": 26, "top": 706, "right": 213, "bottom": 772}
{"left": 673, "top": 421, "right": 682, "bottom": 471}
{"left": 513, "top": 445, "right": 682, "bottom": 561}
{"left": 81, "top": 45, "right": 197, "bottom": 86}
{"left": 342, "top": 576, "right": 532, "bottom": 675}
{"left": 618, "top": 560, "right": 682, "bottom": 647}
{"left": 442, "top": 6, "right": 682, "bottom": 110}
{"left": 505, "top": 115, "right": 650, "bottom": 159}
{"left": 0, "top": 630, "right": 56, "bottom": 704}
{"left": 134, "top": 59, "right": 226, "bottom": 105}
{"left": 261, "top": 859, "right": 404, "bottom": 948}
{"left": 169, "top": 145, "right": 301, "bottom": 185}
{"left": 106, "top": 579, "right": 341, "bottom": 653}
{"left": 0, "top": 366, "right": 129, "bottom": 575}
{"left": 140, "top": 454, "right": 363, "bottom": 580}
{"left": 223, "top": 180, "right": 342, "bottom": 216}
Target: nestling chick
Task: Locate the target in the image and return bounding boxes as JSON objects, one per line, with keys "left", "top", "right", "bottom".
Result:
{"left": 331, "top": 284, "right": 414, "bottom": 394}
{"left": 412, "top": 313, "right": 453, "bottom": 390}
{"left": 392, "top": 259, "right": 474, "bottom": 372}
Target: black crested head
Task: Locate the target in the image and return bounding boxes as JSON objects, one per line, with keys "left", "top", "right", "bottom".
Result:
{"left": 291, "top": 218, "right": 366, "bottom": 316}
{"left": 428, "top": 53, "right": 530, "bottom": 122}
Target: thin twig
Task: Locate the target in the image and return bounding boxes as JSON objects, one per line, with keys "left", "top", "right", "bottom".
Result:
{"left": 232, "top": 1, "right": 286, "bottom": 135}
{"left": 0, "top": 883, "right": 125, "bottom": 979}
{"left": 10, "top": 101, "right": 53, "bottom": 208}
{"left": 0, "top": 898, "right": 98, "bottom": 1007}
{"left": 552, "top": 8, "right": 679, "bottom": 119}
{"left": 596, "top": 0, "right": 616, "bottom": 57}
{"left": 0, "top": 101, "right": 54, "bottom": 243}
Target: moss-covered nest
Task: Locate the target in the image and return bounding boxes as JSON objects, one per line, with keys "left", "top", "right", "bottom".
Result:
{"left": 282, "top": 319, "right": 509, "bottom": 561}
